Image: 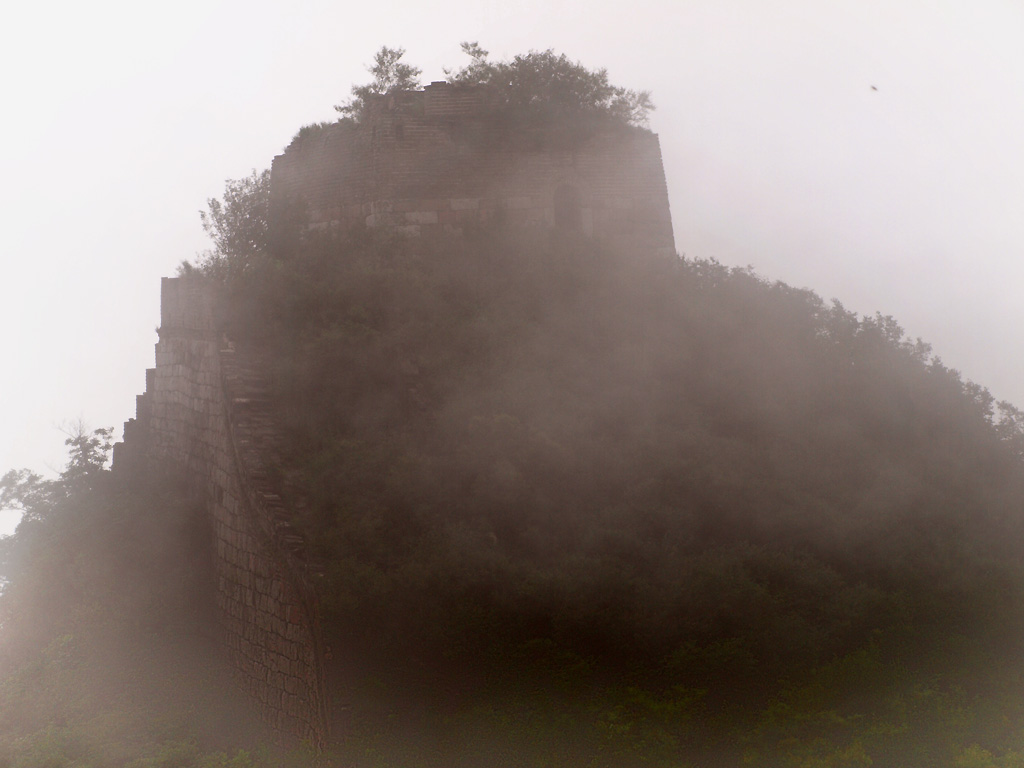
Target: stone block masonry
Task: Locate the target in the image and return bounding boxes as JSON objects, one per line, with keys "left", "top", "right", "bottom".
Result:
{"left": 115, "top": 277, "right": 329, "bottom": 749}
{"left": 270, "top": 81, "right": 676, "bottom": 257}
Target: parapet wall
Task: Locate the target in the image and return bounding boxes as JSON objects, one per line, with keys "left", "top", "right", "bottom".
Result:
{"left": 115, "top": 277, "right": 328, "bottom": 748}
{"left": 270, "top": 82, "right": 675, "bottom": 255}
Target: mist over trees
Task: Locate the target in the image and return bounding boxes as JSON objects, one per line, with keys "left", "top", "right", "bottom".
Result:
{"left": 446, "top": 42, "right": 654, "bottom": 126}
{"left": 335, "top": 46, "right": 423, "bottom": 120}
{"left": 287, "top": 44, "right": 654, "bottom": 150}
{"left": 0, "top": 426, "right": 275, "bottom": 766}
{"left": 7, "top": 46, "right": 1024, "bottom": 767}
{"left": 179, "top": 167, "right": 1024, "bottom": 763}
{"left": 181, "top": 169, "right": 272, "bottom": 281}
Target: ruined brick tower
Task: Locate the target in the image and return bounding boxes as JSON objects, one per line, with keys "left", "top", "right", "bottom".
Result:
{"left": 114, "top": 79, "right": 677, "bottom": 752}
{"left": 269, "top": 81, "right": 675, "bottom": 255}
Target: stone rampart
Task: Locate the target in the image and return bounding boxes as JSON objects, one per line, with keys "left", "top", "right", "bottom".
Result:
{"left": 115, "top": 277, "right": 328, "bottom": 748}
{"left": 110, "top": 88, "right": 677, "bottom": 747}
{"left": 270, "top": 82, "right": 675, "bottom": 255}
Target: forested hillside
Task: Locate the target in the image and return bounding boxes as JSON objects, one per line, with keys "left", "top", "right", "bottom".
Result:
{"left": 5, "top": 48, "right": 1024, "bottom": 766}
{"left": 7, "top": 214, "right": 1024, "bottom": 765}
{"left": 204, "top": 217, "right": 1024, "bottom": 766}
{"left": 0, "top": 433, "right": 280, "bottom": 766}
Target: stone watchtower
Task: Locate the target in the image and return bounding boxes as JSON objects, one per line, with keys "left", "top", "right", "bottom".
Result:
{"left": 269, "top": 81, "right": 675, "bottom": 255}
{"left": 115, "top": 80, "right": 677, "bottom": 751}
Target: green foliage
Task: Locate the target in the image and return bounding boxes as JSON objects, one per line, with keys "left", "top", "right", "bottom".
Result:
{"left": 956, "top": 745, "right": 1024, "bottom": 768}
{"left": 124, "top": 740, "right": 203, "bottom": 768}
{"left": 0, "top": 469, "right": 52, "bottom": 524}
{"left": 330, "top": 43, "right": 653, "bottom": 129}
{"left": 448, "top": 42, "right": 654, "bottom": 127}
{"left": 182, "top": 170, "right": 271, "bottom": 281}
{"left": 58, "top": 421, "right": 112, "bottom": 491}
{"left": 285, "top": 120, "right": 338, "bottom": 151}
{"left": 206, "top": 223, "right": 1024, "bottom": 763}
{"left": 16, "top": 152, "right": 1024, "bottom": 761}
{"left": 0, "top": 431, "right": 274, "bottom": 766}
{"left": 335, "top": 46, "right": 422, "bottom": 121}
{"left": 0, "top": 424, "right": 112, "bottom": 531}
{"left": 6, "top": 724, "right": 97, "bottom": 768}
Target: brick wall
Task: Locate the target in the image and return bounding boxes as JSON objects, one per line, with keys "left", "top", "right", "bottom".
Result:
{"left": 270, "top": 83, "right": 676, "bottom": 256}
{"left": 115, "top": 277, "right": 329, "bottom": 749}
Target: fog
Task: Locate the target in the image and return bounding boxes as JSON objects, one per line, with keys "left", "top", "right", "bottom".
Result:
{"left": 4, "top": 4, "right": 1024, "bottom": 761}
{"left": 3, "top": 0, "right": 1024, "bottom": 497}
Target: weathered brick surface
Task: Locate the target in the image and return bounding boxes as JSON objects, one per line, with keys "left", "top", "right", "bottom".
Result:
{"left": 115, "top": 277, "right": 328, "bottom": 749}
{"left": 270, "top": 82, "right": 676, "bottom": 256}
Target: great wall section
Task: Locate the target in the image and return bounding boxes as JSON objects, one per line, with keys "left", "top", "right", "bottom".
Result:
{"left": 111, "top": 80, "right": 676, "bottom": 748}
{"left": 113, "top": 278, "right": 330, "bottom": 748}
{"left": 270, "top": 81, "right": 676, "bottom": 256}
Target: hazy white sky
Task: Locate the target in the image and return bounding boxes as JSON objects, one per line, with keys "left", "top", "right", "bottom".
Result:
{"left": 3, "top": 0, "right": 1024, "bottom": 535}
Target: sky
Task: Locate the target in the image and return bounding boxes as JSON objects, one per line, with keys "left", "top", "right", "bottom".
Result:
{"left": 2, "top": 0, "right": 1024, "bottom": 533}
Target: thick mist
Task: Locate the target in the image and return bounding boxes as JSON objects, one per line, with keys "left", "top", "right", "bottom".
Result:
{"left": 4, "top": 5, "right": 1024, "bottom": 764}
{"left": 4, "top": 1, "right": 1024, "bottom": 477}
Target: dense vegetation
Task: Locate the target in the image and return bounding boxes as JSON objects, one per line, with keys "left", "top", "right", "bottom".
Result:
{"left": 0, "top": 431, "right": 295, "bottom": 766}
{"left": 10, "top": 182, "right": 1024, "bottom": 767}
{"left": 333, "top": 43, "right": 652, "bottom": 126}
{"left": 334, "top": 46, "right": 423, "bottom": 121}
{"left": 290, "top": 44, "right": 652, "bottom": 150}
{"left": 12, "top": 210, "right": 1024, "bottom": 764}
{"left": 445, "top": 42, "right": 653, "bottom": 127}
{"left": 7, "top": 53, "right": 1024, "bottom": 761}
{"left": 202, "top": 218, "right": 1024, "bottom": 766}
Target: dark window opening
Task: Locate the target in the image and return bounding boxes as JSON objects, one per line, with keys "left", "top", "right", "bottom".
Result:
{"left": 553, "top": 185, "right": 582, "bottom": 231}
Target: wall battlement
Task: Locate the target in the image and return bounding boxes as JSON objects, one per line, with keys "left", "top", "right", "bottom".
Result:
{"left": 270, "top": 82, "right": 676, "bottom": 255}
{"left": 114, "top": 277, "right": 329, "bottom": 748}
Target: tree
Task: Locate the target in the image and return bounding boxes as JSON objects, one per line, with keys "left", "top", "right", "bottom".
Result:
{"left": 181, "top": 169, "right": 271, "bottom": 280}
{"left": 58, "top": 421, "right": 113, "bottom": 491}
{"left": 335, "top": 46, "right": 422, "bottom": 120}
{"left": 0, "top": 424, "right": 113, "bottom": 528}
{"left": 995, "top": 400, "right": 1024, "bottom": 458}
{"left": 0, "top": 469, "right": 51, "bottom": 524}
{"left": 447, "top": 42, "right": 654, "bottom": 127}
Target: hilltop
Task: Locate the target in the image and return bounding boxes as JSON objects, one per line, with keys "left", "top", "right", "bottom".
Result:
{"left": 5, "top": 47, "right": 1024, "bottom": 767}
{"left": 8, "top": 216, "right": 1024, "bottom": 767}
{"left": 208, "top": 220, "right": 1024, "bottom": 766}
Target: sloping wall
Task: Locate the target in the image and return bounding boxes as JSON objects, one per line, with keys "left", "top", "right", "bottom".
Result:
{"left": 114, "top": 277, "right": 328, "bottom": 748}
